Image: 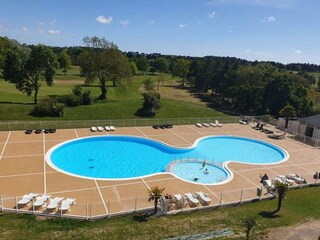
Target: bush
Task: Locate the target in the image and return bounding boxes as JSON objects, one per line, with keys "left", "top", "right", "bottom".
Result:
{"left": 65, "top": 94, "right": 81, "bottom": 107}
{"left": 136, "top": 91, "right": 161, "bottom": 117}
{"left": 32, "top": 98, "right": 64, "bottom": 117}
{"left": 81, "top": 90, "right": 93, "bottom": 105}
{"left": 63, "top": 86, "right": 93, "bottom": 106}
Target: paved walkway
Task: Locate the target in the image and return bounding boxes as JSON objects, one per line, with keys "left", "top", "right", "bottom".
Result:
{"left": 0, "top": 124, "right": 318, "bottom": 218}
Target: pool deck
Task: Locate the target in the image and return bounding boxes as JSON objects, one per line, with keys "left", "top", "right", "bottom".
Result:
{"left": 0, "top": 124, "right": 319, "bottom": 218}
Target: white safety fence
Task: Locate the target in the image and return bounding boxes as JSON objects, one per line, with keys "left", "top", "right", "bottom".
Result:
{"left": 1, "top": 173, "right": 318, "bottom": 220}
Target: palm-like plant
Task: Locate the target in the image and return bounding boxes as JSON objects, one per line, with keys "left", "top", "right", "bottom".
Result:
{"left": 148, "top": 186, "right": 165, "bottom": 214}
{"left": 279, "top": 104, "right": 295, "bottom": 129}
{"left": 275, "top": 182, "right": 289, "bottom": 212}
{"left": 242, "top": 216, "right": 256, "bottom": 240}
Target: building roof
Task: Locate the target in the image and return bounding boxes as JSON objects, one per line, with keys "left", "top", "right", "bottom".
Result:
{"left": 300, "top": 114, "right": 320, "bottom": 128}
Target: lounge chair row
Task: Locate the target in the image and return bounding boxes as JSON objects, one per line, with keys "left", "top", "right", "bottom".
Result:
{"left": 196, "top": 120, "right": 222, "bottom": 128}
{"left": 263, "top": 174, "right": 307, "bottom": 192}
{"left": 25, "top": 129, "right": 56, "bottom": 134}
{"left": 152, "top": 124, "right": 173, "bottom": 129}
{"left": 17, "top": 193, "right": 76, "bottom": 212}
{"left": 90, "top": 126, "right": 115, "bottom": 132}
{"left": 164, "top": 192, "right": 212, "bottom": 210}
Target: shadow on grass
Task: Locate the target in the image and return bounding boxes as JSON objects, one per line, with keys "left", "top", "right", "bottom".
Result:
{"left": 132, "top": 212, "right": 153, "bottom": 222}
{"left": 0, "top": 101, "right": 33, "bottom": 105}
{"left": 258, "top": 210, "right": 280, "bottom": 219}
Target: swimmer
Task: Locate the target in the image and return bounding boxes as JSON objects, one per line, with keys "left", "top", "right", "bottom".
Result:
{"left": 205, "top": 168, "right": 209, "bottom": 174}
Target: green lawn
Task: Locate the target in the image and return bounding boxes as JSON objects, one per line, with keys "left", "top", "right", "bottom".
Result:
{"left": 0, "top": 69, "right": 230, "bottom": 121}
{"left": 0, "top": 186, "right": 319, "bottom": 239}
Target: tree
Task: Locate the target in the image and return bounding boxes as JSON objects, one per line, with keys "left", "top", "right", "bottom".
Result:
{"left": 274, "top": 182, "right": 288, "bottom": 212}
{"left": 242, "top": 217, "right": 256, "bottom": 240}
{"left": 143, "top": 78, "right": 155, "bottom": 91}
{"left": 140, "top": 92, "right": 161, "bottom": 117}
{"left": 172, "top": 59, "right": 190, "bottom": 86}
{"left": 79, "top": 36, "right": 132, "bottom": 100}
{"left": 279, "top": 104, "right": 295, "bottom": 129}
{"left": 58, "top": 50, "right": 72, "bottom": 75}
{"left": 130, "top": 61, "right": 138, "bottom": 75}
{"left": 3, "top": 44, "right": 58, "bottom": 104}
{"left": 148, "top": 186, "right": 165, "bottom": 214}
{"left": 0, "top": 36, "right": 13, "bottom": 75}
{"left": 154, "top": 57, "right": 169, "bottom": 73}
{"left": 136, "top": 56, "right": 149, "bottom": 74}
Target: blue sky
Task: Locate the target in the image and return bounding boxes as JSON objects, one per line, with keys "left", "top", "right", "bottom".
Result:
{"left": 0, "top": 0, "right": 319, "bottom": 64}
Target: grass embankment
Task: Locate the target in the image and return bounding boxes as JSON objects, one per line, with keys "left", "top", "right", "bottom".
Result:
{"left": 0, "top": 66, "right": 229, "bottom": 121}
{"left": 0, "top": 187, "right": 319, "bottom": 239}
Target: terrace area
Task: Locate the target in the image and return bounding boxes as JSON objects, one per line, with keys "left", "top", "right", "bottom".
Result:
{"left": 0, "top": 123, "right": 319, "bottom": 219}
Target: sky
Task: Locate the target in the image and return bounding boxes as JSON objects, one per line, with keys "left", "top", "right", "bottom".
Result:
{"left": 0, "top": 0, "right": 319, "bottom": 64}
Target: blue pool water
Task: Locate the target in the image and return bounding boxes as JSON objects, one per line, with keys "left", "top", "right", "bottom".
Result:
{"left": 46, "top": 135, "right": 287, "bottom": 183}
{"left": 172, "top": 162, "right": 229, "bottom": 184}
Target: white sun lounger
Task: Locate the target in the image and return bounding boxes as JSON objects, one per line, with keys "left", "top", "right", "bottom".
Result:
{"left": 263, "top": 179, "right": 275, "bottom": 192}
{"left": 59, "top": 198, "right": 76, "bottom": 212}
{"left": 173, "top": 194, "right": 187, "bottom": 208}
{"left": 183, "top": 193, "right": 200, "bottom": 206}
{"left": 109, "top": 126, "right": 115, "bottom": 131}
{"left": 105, "top": 126, "right": 111, "bottom": 131}
{"left": 196, "top": 123, "right": 203, "bottom": 128}
{"left": 278, "top": 175, "right": 295, "bottom": 186}
{"left": 18, "top": 193, "right": 38, "bottom": 206}
{"left": 46, "top": 197, "right": 64, "bottom": 211}
{"left": 97, "top": 126, "right": 104, "bottom": 132}
{"left": 215, "top": 120, "right": 222, "bottom": 127}
{"left": 203, "top": 123, "right": 210, "bottom": 127}
{"left": 209, "top": 122, "right": 217, "bottom": 127}
{"left": 90, "top": 126, "right": 97, "bottom": 132}
{"left": 286, "top": 174, "right": 306, "bottom": 184}
{"left": 33, "top": 194, "right": 51, "bottom": 208}
{"left": 195, "top": 192, "right": 211, "bottom": 205}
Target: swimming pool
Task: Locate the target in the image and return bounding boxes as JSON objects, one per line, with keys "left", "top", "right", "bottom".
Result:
{"left": 46, "top": 135, "right": 288, "bottom": 184}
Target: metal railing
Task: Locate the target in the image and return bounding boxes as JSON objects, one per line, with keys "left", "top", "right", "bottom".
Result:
{"left": 0, "top": 116, "right": 242, "bottom": 131}
{"left": 1, "top": 172, "right": 318, "bottom": 220}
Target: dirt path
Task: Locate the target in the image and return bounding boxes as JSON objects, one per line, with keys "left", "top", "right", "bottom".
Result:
{"left": 260, "top": 220, "right": 320, "bottom": 240}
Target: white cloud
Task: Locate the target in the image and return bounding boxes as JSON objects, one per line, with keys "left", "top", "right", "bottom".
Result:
{"left": 267, "top": 16, "right": 276, "bottom": 22}
{"left": 246, "top": 49, "right": 251, "bottom": 52}
{"left": 21, "top": 27, "right": 28, "bottom": 32}
{"left": 48, "top": 29, "right": 61, "bottom": 35}
{"left": 120, "top": 20, "right": 130, "bottom": 26}
{"left": 148, "top": 20, "right": 155, "bottom": 25}
{"left": 70, "top": 33, "right": 75, "bottom": 36}
{"left": 38, "top": 29, "right": 45, "bottom": 33}
{"left": 262, "top": 16, "right": 276, "bottom": 23}
{"left": 294, "top": 50, "right": 302, "bottom": 54}
{"left": 229, "top": 30, "right": 235, "bottom": 33}
{"left": 208, "top": 11, "right": 216, "bottom": 18}
{"left": 38, "top": 21, "right": 45, "bottom": 26}
{"left": 96, "top": 15, "right": 113, "bottom": 24}
{"left": 179, "top": 24, "right": 188, "bottom": 28}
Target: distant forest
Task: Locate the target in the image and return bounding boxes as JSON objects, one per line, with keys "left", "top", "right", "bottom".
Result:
{"left": 2, "top": 37, "right": 320, "bottom": 118}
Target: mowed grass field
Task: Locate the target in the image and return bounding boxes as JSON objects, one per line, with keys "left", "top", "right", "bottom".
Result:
{"left": 0, "top": 187, "right": 319, "bottom": 239}
{"left": 0, "top": 66, "right": 229, "bottom": 121}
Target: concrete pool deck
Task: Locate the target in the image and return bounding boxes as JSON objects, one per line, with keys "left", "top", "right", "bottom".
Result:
{"left": 0, "top": 124, "right": 319, "bottom": 218}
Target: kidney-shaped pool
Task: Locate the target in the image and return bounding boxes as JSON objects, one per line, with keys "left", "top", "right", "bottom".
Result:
{"left": 45, "top": 135, "right": 288, "bottom": 184}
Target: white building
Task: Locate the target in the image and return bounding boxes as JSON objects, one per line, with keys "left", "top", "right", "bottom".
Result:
{"left": 277, "top": 114, "right": 320, "bottom": 140}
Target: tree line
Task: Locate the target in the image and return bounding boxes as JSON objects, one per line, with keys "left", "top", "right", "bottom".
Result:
{"left": 0, "top": 35, "right": 319, "bottom": 118}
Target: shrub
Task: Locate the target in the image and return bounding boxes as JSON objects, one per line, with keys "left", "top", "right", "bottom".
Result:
{"left": 32, "top": 98, "right": 64, "bottom": 117}
{"left": 65, "top": 94, "right": 81, "bottom": 107}
{"left": 81, "top": 90, "right": 93, "bottom": 105}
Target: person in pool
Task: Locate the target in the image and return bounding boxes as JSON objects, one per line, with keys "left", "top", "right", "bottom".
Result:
{"left": 193, "top": 177, "right": 199, "bottom": 181}
{"left": 204, "top": 168, "right": 209, "bottom": 174}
